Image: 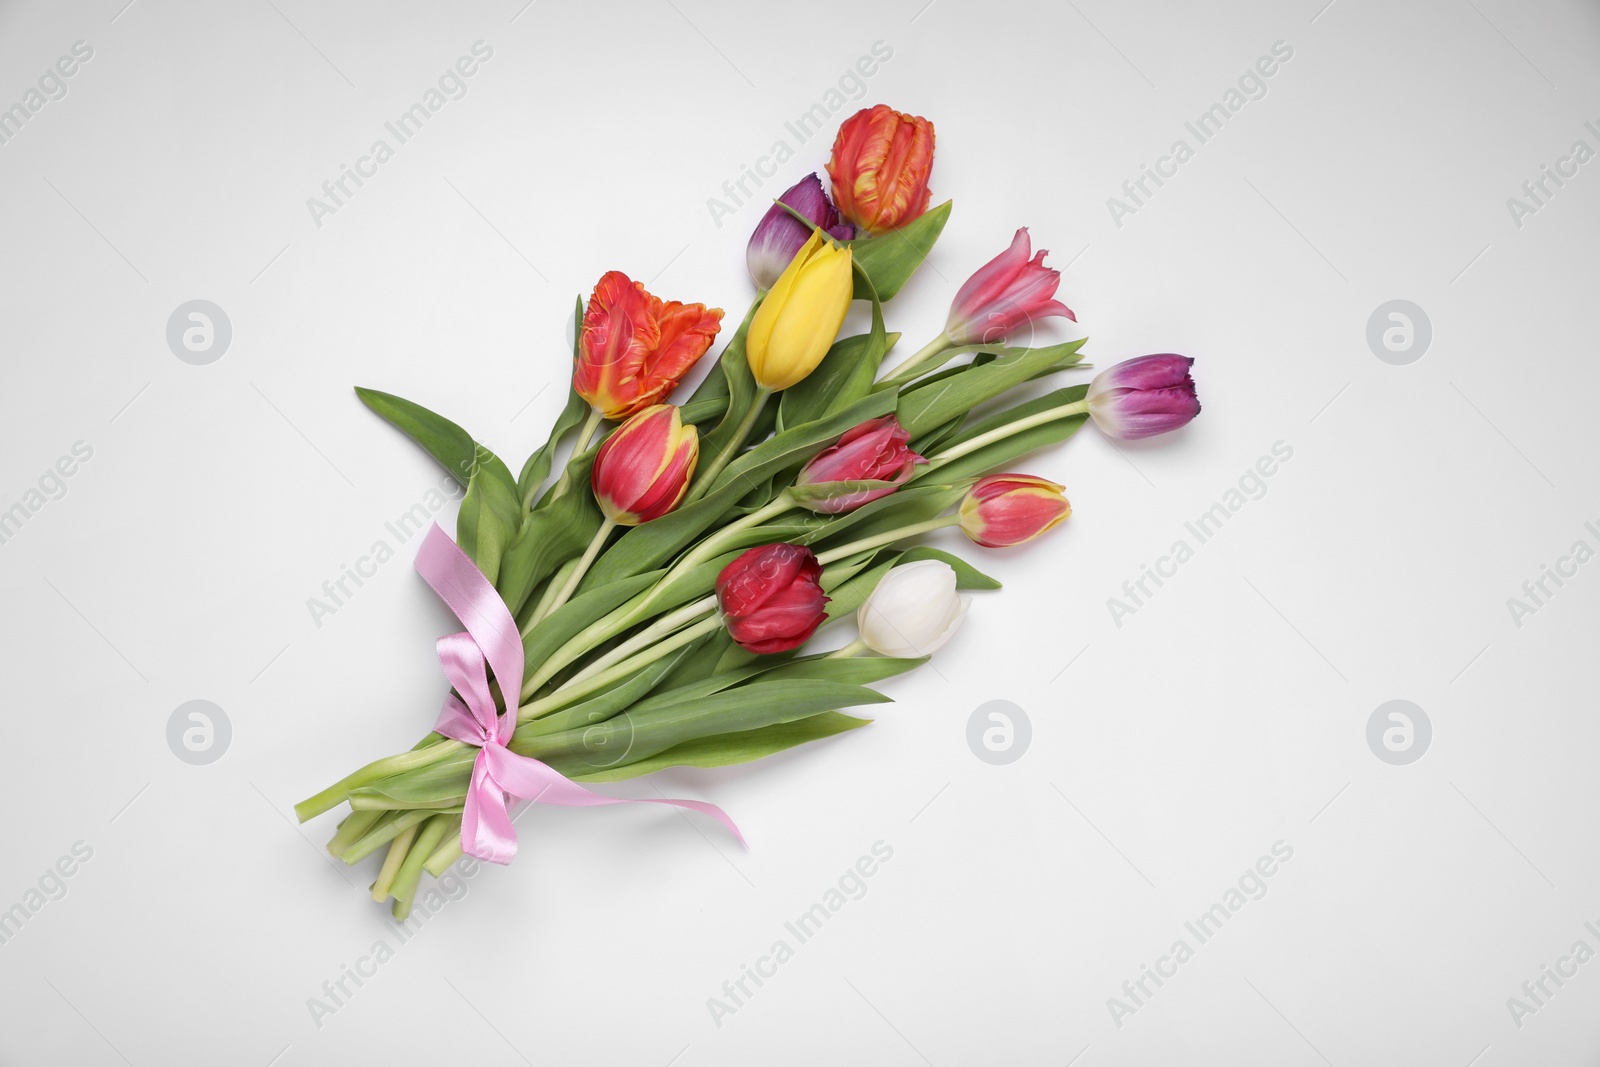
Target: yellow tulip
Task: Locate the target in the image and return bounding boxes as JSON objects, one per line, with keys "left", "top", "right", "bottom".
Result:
{"left": 746, "top": 230, "right": 854, "bottom": 391}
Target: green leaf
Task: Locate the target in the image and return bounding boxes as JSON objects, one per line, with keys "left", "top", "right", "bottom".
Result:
{"left": 518, "top": 679, "right": 890, "bottom": 778}
{"left": 520, "top": 569, "right": 664, "bottom": 680}
{"left": 689, "top": 299, "right": 763, "bottom": 499}
{"left": 788, "top": 478, "right": 902, "bottom": 512}
{"left": 849, "top": 201, "right": 952, "bottom": 301}
{"left": 921, "top": 385, "right": 1090, "bottom": 483}
{"left": 760, "top": 655, "right": 925, "bottom": 686}
{"left": 681, "top": 394, "right": 730, "bottom": 427}
{"left": 517, "top": 387, "right": 589, "bottom": 509}
{"left": 895, "top": 339, "right": 1087, "bottom": 438}
{"left": 908, "top": 413, "right": 966, "bottom": 457}
{"left": 520, "top": 643, "right": 696, "bottom": 737}
{"left": 496, "top": 450, "right": 604, "bottom": 616}
{"left": 658, "top": 629, "right": 736, "bottom": 688}
{"left": 354, "top": 387, "right": 516, "bottom": 494}
{"left": 456, "top": 467, "right": 520, "bottom": 586}
{"left": 820, "top": 554, "right": 899, "bottom": 621}
{"left": 896, "top": 546, "right": 1001, "bottom": 589}
{"left": 573, "top": 712, "right": 872, "bottom": 783}
{"left": 805, "top": 484, "right": 965, "bottom": 550}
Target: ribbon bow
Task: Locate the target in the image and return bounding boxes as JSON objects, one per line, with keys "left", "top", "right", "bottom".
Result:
{"left": 416, "top": 523, "right": 744, "bottom": 864}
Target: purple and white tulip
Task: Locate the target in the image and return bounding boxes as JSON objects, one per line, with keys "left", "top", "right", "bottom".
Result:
{"left": 746, "top": 174, "right": 854, "bottom": 290}
{"left": 1084, "top": 354, "right": 1201, "bottom": 440}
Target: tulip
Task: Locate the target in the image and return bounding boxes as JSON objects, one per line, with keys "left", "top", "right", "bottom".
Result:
{"left": 1085, "top": 355, "right": 1200, "bottom": 440}
{"left": 574, "top": 271, "right": 724, "bottom": 421}
{"left": 791, "top": 415, "right": 923, "bottom": 514}
{"left": 959, "top": 474, "right": 1071, "bottom": 548}
{"left": 747, "top": 174, "right": 854, "bottom": 290}
{"left": 857, "top": 560, "right": 969, "bottom": 657}
{"left": 746, "top": 231, "right": 854, "bottom": 392}
{"left": 827, "top": 104, "right": 935, "bottom": 235}
{"left": 716, "top": 543, "right": 829, "bottom": 654}
{"left": 591, "top": 405, "right": 698, "bottom": 525}
{"left": 945, "top": 228, "right": 1076, "bottom": 347}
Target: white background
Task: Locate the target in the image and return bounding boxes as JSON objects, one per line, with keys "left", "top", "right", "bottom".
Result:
{"left": 2, "top": 0, "right": 1598, "bottom": 1063}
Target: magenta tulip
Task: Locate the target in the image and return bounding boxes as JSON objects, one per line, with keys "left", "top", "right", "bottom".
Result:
{"left": 1085, "top": 355, "right": 1201, "bottom": 440}
{"left": 791, "top": 415, "right": 924, "bottom": 514}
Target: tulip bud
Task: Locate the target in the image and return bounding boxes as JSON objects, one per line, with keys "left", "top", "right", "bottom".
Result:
{"left": 575, "top": 271, "right": 724, "bottom": 420}
{"left": 1085, "top": 354, "right": 1200, "bottom": 440}
{"left": 746, "top": 231, "right": 854, "bottom": 392}
{"left": 591, "top": 405, "right": 698, "bottom": 525}
{"left": 790, "top": 415, "right": 924, "bottom": 514}
{"left": 857, "top": 560, "right": 969, "bottom": 658}
{"left": 827, "top": 104, "right": 936, "bottom": 235}
{"left": 945, "top": 228, "right": 1076, "bottom": 347}
{"left": 958, "top": 474, "right": 1071, "bottom": 548}
{"left": 715, "top": 543, "right": 829, "bottom": 654}
{"left": 747, "top": 174, "right": 854, "bottom": 290}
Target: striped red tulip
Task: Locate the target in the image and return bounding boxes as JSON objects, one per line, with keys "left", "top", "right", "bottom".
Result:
{"left": 958, "top": 474, "right": 1071, "bottom": 548}
{"left": 591, "top": 405, "right": 698, "bottom": 525}
{"left": 826, "top": 104, "right": 935, "bottom": 236}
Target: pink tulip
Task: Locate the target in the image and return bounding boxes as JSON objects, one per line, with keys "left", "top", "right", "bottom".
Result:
{"left": 791, "top": 415, "right": 924, "bottom": 514}
{"left": 945, "top": 228, "right": 1075, "bottom": 347}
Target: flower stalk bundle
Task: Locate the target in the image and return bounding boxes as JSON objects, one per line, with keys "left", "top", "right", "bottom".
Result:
{"left": 295, "top": 105, "right": 1201, "bottom": 918}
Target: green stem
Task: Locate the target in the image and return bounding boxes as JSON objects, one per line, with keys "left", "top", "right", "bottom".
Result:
{"left": 925, "top": 399, "right": 1089, "bottom": 471}
{"left": 674, "top": 491, "right": 795, "bottom": 573}
{"left": 526, "top": 615, "right": 725, "bottom": 718}
{"left": 521, "top": 556, "right": 580, "bottom": 637}
{"left": 816, "top": 515, "right": 961, "bottom": 565}
{"left": 423, "top": 831, "right": 464, "bottom": 878}
{"left": 563, "top": 593, "right": 719, "bottom": 688}
{"left": 828, "top": 637, "right": 870, "bottom": 659}
{"left": 536, "top": 518, "right": 616, "bottom": 622}
{"left": 881, "top": 332, "right": 951, "bottom": 383}
{"left": 340, "top": 807, "right": 436, "bottom": 864}
{"left": 371, "top": 824, "right": 417, "bottom": 901}
{"left": 326, "top": 809, "right": 383, "bottom": 856}
{"left": 687, "top": 387, "right": 772, "bottom": 503}
{"left": 518, "top": 492, "right": 796, "bottom": 703}
{"left": 390, "top": 814, "right": 452, "bottom": 920}
{"left": 546, "top": 409, "right": 605, "bottom": 503}
{"left": 296, "top": 741, "right": 467, "bottom": 822}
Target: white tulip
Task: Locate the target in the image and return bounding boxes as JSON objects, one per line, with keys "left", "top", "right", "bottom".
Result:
{"left": 856, "top": 560, "right": 970, "bottom": 658}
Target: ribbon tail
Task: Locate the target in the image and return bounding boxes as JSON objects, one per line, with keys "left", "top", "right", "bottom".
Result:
{"left": 483, "top": 744, "right": 746, "bottom": 849}
{"left": 461, "top": 751, "right": 520, "bottom": 865}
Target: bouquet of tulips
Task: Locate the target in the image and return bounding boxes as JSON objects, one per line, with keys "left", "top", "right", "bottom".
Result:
{"left": 295, "top": 104, "right": 1200, "bottom": 918}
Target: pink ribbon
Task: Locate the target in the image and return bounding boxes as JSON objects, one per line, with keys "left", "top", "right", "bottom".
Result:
{"left": 415, "top": 523, "right": 744, "bottom": 864}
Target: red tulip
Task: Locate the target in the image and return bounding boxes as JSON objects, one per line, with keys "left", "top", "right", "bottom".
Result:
{"left": 591, "top": 405, "right": 698, "bottom": 525}
{"left": 958, "top": 474, "right": 1071, "bottom": 548}
{"left": 945, "top": 228, "right": 1076, "bottom": 347}
{"left": 574, "top": 271, "right": 724, "bottom": 421}
{"left": 715, "top": 543, "right": 829, "bottom": 654}
{"left": 791, "top": 415, "right": 923, "bottom": 514}
{"left": 826, "top": 104, "right": 935, "bottom": 236}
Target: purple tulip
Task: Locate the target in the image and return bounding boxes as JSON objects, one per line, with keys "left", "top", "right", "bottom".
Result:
{"left": 747, "top": 174, "right": 854, "bottom": 290}
{"left": 1085, "top": 355, "right": 1200, "bottom": 440}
